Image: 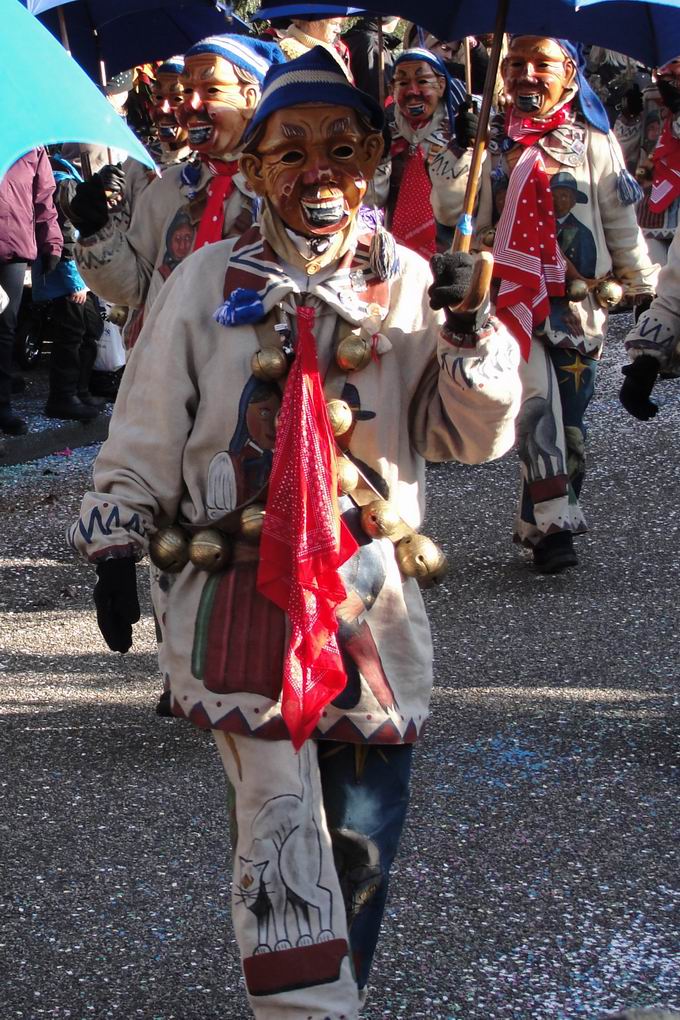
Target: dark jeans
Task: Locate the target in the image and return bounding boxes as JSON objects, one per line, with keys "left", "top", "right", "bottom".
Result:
{"left": 0, "top": 261, "right": 28, "bottom": 408}
{"left": 48, "top": 292, "right": 103, "bottom": 401}
{"left": 319, "top": 741, "right": 413, "bottom": 990}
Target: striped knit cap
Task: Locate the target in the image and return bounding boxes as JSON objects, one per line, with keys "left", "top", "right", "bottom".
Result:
{"left": 244, "top": 45, "right": 384, "bottom": 142}
{"left": 185, "top": 34, "right": 285, "bottom": 84}
{"left": 156, "top": 56, "right": 185, "bottom": 76}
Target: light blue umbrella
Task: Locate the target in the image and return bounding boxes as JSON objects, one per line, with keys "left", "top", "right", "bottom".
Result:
{"left": 2, "top": 0, "right": 154, "bottom": 180}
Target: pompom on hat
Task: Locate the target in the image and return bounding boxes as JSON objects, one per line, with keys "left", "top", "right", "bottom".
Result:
{"left": 185, "top": 34, "right": 285, "bottom": 84}
{"left": 243, "top": 45, "right": 385, "bottom": 143}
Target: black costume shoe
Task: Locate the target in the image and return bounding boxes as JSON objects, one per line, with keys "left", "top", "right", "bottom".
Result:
{"left": 44, "top": 395, "right": 101, "bottom": 421}
{"left": 155, "top": 690, "right": 174, "bottom": 717}
{"left": 533, "top": 531, "right": 578, "bottom": 574}
{"left": 77, "top": 391, "right": 107, "bottom": 407}
{"left": 0, "top": 407, "right": 28, "bottom": 435}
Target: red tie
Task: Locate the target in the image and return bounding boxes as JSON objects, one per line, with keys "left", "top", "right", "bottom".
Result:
{"left": 257, "top": 305, "right": 357, "bottom": 749}
{"left": 193, "top": 159, "right": 239, "bottom": 251}
{"left": 390, "top": 144, "right": 437, "bottom": 259}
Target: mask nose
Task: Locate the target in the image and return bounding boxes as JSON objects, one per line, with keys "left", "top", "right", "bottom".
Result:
{"left": 160, "top": 98, "right": 172, "bottom": 114}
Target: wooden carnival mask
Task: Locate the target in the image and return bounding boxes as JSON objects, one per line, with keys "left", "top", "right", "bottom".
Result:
{"left": 240, "top": 103, "right": 384, "bottom": 237}
{"left": 391, "top": 60, "right": 446, "bottom": 127}
{"left": 150, "top": 71, "right": 188, "bottom": 149}
{"left": 503, "top": 37, "right": 576, "bottom": 117}
{"left": 177, "top": 54, "right": 259, "bottom": 157}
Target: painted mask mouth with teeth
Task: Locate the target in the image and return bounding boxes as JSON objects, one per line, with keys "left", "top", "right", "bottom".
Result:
{"left": 187, "top": 123, "right": 214, "bottom": 147}
{"left": 300, "top": 186, "right": 348, "bottom": 231}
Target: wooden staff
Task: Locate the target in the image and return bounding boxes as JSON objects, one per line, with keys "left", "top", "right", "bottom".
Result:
{"left": 453, "top": 0, "right": 509, "bottom": 254}
{"left": 463, "top": 36, "right": 473, "bottom": 95}
{"left": 377, "top": 17, "right": 386, "bottom": 109}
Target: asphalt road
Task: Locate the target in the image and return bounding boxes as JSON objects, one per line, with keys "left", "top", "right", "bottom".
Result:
{"left": 1, "top": 312, "right": 678, "bottom": 1020}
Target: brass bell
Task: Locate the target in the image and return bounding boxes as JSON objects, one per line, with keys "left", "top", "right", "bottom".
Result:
{"left": 360, "top": 499, "right": 402, "bottom": 539}
{"left": 595, "top": 279, "right": 623, "bottom": 309}
{"left": 336, "top": 335, "right": 372, "bottom": 372}
{"left": 188, "top": 529, "right": 232, "bottom": 572}
{"left": 326, "top": 399, "right": 354, "bottom": 438}
{"left": 251, "top": 346, "right": 288, "bottom": 381}
{"left": 106, "top": 304, "right": 128, "bottom": 327}
{"left": 395, "top": 533, "right": 449, "bottom": 588}
{"left": 566, "top": 278, "right": 590, "bottom": 302}
{"left": 149, "top": 525, "right": 190, "bottom": 572}
{"left": 481, "top": 227, "right": 496, "bottom": 247}
{"left": 336, "top": 455, "right": 359, "bottom": 494}
{"left": 239, "top": 503, "right": 266, "bottom": 542}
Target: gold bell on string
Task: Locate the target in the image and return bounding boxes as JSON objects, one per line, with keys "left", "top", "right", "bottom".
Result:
{"left": 360, "top": 499, "right": 402, "bottom": 539}
{"left": 149, "top": 525, "right": 190, "bottom": 572}
{"left": 566, "top": 278, "right": 590, "bottom": 302}
{"left": 326, "top": 398, "right": 354, "bottom": 438}
{"left": 239, "top": 503, "right": 266, "bottom": 543}
{"left": 336, "top": 455, "right": 359, "bottom": 494}
{"left": 480, "top": 227, "right": 496, "bottom": 248}
{"left": 106, "top": 304, "right": 128, "bottom": 328}
{"left": 395, "top": 533, "right": 449, "bottom": 588}
{"left": 336, "top": 335, "right": 372, "bottom": 372}
{"left": 251, "top": 346, "right": 288, "bottom": 382}
{"left": 188, "top": 529, "right": 232, "bottom": 572}
{"left": 594, "top": 279, "right": 623, "bottom": 309}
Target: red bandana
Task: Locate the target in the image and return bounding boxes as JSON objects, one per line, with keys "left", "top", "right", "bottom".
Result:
{"left": 193, "top": 158, "right": 239, "bottom": 251}
{"left": 390, "top": 142, "right": 437, "bottom": 259}
{"left": 257, "top": 305, "right": 357, "bottom": 749}
{"left": 650, "top": 116, "right": 680, "bottom": 213}
{"left": 492, "top": 107, "right": 568, "bottom": 360}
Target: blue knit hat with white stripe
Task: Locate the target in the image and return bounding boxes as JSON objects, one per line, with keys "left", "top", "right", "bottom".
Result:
{"left": 243, "top": 45, "right": 385, "bottom": 143}
{"left": 393, "top": 48, "right": 467, "bottom": 134}
{"left": 156, "top": 56, "right": 185, "bottom": 76}
{"left": 185, "top": 34, "right": 285, "bottom": 84}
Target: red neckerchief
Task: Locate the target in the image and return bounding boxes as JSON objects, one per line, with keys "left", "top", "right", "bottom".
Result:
{"left": 492, "top": 105, "right": 569, "bottom": 360}
{"left": 650, "top": 114, "right": 680, "bottom": 213}
{"left": 390, "top": 142, "right": 437, "bottom": 260}
{"left": 257, "top": 305, "right": 358, "bottom": 749}
{"left": 192, "top": 157, "right": 239, "bottom": 251}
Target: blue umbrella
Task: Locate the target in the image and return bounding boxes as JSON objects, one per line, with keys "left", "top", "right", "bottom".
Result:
{"left": 282, "top": 0, "right": 680, "bottom": 69}
{"left": 250, "top": 3, "right": 367, "bottom": 18}
{"left": 20, "top": 0, "right": 247, "bottom": 83}
{"left": 2, "top": 0, "right": 154, "bottom": 180}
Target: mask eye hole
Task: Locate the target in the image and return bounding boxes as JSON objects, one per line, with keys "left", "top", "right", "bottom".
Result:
{"left": 332, "top": 144, "right": 355, "bottom": 159}
{"left": 280, "top": 150, "right": 304, "bottom": 164}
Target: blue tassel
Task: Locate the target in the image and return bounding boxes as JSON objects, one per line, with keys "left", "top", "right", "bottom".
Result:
{"left": 214, "top": 288, "right": 265, "bottom": 327}
{"left": 617, "top": 168, "right": 643, "bottom": 206}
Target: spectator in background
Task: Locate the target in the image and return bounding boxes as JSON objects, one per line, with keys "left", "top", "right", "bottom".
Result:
{"left": 404, "top": 26, "right": 489, "bottom": 95}
{"left": 32, "top": 153, "right": 104, "bottom": 422}
{"left": 342, "top": 16, "right": 402, "bottom": 103}
{"left": 279, "top": 16, "right": 353, "bottom": 78}
{"left": 0, "top": 149, "right": 62, "bottom": 436}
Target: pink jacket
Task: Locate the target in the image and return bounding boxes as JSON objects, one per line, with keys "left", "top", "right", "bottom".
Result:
{"left": 0, "top": 149, "right": 62, "bottom": 264}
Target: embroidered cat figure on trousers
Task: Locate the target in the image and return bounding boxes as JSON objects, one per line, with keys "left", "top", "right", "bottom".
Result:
{"left": 237, "top": 755, "right": 336, "bottom": 955}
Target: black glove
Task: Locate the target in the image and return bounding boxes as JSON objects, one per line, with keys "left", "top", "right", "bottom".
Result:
{"left": 657, "top": 76, "right": 680, "bottom": 114}
{"left": 621, "top": 82, "right": 644, "bottom": 117}
{"left": 41, "top": 252, "right": 61, "bottom": 276}
{"left": 67, "top": 165, "right": 126, "bottom": 237}
{"left": 93, "top": 558, "right": 140, "bottom": 653}
{"left": 619, "top": 353, "right": 660, "bottom": 421}
{"left": 455, "top": 98, "right": 480, "bottom": 150}
{"left": 429, "top": 251, "right": 488, "bottom": 334}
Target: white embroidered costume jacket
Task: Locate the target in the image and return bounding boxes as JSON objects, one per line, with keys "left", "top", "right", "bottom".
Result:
{"left": 71, "top": 228, "right": 521, "bottom": 745}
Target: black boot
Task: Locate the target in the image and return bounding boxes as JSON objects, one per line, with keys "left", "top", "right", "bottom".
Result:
{"left": 77, "top": 390, "right": 107, "bottom": 407}
{"left": 532, "top": 531, "right": 578, "bottom": 574}
{"left": 44, "top": 395, "right": 101, "bottom": 421}
{"left": 0, "top": 405, "right": 28, "bottom": 435}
